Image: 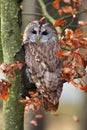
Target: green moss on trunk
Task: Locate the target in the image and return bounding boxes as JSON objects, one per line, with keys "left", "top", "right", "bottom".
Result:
{"left": 1, "top": 0, "right": 24, "bottom": 130}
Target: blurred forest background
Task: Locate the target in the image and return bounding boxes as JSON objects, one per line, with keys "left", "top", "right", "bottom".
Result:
{"left": 0, "top": 0, "right": 87, "bottom": 130}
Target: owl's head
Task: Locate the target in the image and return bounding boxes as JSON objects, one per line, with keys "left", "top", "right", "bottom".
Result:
{"left": 23, "top": 20, "right": 58, "bottom": 44}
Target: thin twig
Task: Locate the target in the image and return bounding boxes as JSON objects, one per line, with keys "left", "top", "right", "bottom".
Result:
{"left": 60, "top": 9, "right": 87, "bottom": 20}
{"left": 38, "top": 0, "right": 61, "bottom": 35}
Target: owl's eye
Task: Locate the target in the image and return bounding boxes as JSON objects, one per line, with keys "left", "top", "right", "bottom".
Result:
{"left": 31, "top": 30, "right": 37, "bottom": 34}
{"left": 42, "top": 31, "right": 48, "bottom": 35}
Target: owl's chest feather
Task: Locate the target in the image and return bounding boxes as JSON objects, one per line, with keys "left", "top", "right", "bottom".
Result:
{"left": 25, "top": 42, "right": 60, "bottom": 70}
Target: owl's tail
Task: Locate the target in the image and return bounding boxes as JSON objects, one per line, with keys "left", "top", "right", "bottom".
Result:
{"left": 43, "top": 97, "right": 59, "bottom": 111}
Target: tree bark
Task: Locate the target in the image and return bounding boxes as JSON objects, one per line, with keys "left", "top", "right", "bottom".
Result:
{"left": 1, "top": 0, "right": 24, "bottom": 130}
{"left": 0, "top": 0, "right": 3, "bottom": 62}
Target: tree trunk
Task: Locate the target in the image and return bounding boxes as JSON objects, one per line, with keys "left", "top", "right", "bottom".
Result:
{"left": 1, "top": 0, "right": 24, "bottom": 130}
{"left": 0, "top": 0, "right": 3, "bottom": 62}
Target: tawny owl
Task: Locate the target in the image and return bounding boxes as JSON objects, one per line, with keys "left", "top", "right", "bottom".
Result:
{"left": 23, "top": 18, "right": 63, "bottom": 111}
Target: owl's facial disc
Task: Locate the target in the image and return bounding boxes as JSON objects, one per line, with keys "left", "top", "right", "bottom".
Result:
{"left": 29, "top": 26, "right": 39, "bottom": 42}
{"left": 23, "top": 21, "right": 56, "bottom": 44}
{"left": 31, "top": 29, "right": 37, "bottom": 35}
{"left": 40, "top": 27, "right": 53, "bottom": 43}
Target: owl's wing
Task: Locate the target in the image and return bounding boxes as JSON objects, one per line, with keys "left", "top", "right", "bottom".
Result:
{"left": 14, "top": 46, "right": 37, "bottom": 98}
{"left": 14, "top": 46, "right": 25, "bottom": 61}
{"left": 22, "top": 65, "right": 37, "bottom": 98}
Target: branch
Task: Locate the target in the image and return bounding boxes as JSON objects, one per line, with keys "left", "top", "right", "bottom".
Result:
{"left": 22, "top": 12, "right": 42, "bottom": 17}
{"left": 38, "top": 0, "right": 61, "bottom": 35}
{"left": 38, "top": 0, "right": 55, "bottom": 23}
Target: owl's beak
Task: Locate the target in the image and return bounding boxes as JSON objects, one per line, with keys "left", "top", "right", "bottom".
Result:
{"left": 36, "top": 36, "right": 40, "bottom": 42}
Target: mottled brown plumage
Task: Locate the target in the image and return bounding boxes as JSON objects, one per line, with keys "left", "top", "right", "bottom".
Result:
{"left": 23, "top": 19, "right": 63, "bottom": 111}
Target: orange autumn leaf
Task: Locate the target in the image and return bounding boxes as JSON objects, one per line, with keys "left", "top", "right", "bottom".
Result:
{"left": 0, "top": 79, "right": 11, "bottom": 100}
{"left": 0, "top": 63, "right": 15, "bottom": 79}
{"left": 80, "top": 84, "right": 87, "bottom": 92}
{"left": 78, "top": 21, "right": 87, "bottom": 26}
{"left": 62, "top": 6, "right": 72, "bottom": 13}
{"left": 65, "top": 41, "right": 76, "bottom": 47}
{"left": 2, "top": 93, "right": 8, "bottom": 100}
{"left": 11, "top": 61, "right": 25, "bottom": 69}
{"left": 55, "top": 50, "right": 64, "bottom": 58}
{"left": 70, "top": 80, "right": 78, "bottom": 88}
{"left": 58, "top": 8, "right": 63, "bottom": 16}
{"left": 61, "top": 74, "right": 69, "bottom": 81}
{"left": 62, "top": 6, "right": 77, "bottom": 14}
{"left": 56, "top": 49, "right": 71, "bottom": 59}
{"left": 65, "top": 28, "right": 73, "bottom": 38}
{"left": 51, "top": 112, "right": 59, "bottom": 116}
{"left": 61, "top": 66, "right": 71, "bottom": 73}
{"left": 39, "top": 17, "right": 46, "bottom": 23}
{"left": 74, "top": 52, "right": 85, "bottom": 67}
{"left": 52, "top": 0, "right": 60, "bottom": 9}
{"left": 63, "top": 0, "right": 70, "bottom": 4}
{"left": 0, "top": 62, "right": 25, "bottom": 79}
{"left": 35, "top": 114, "right": 43, "bottom": 119}
{"left": 72, "top": 115, "right": 79, "bottom": 122}
{"left": 73, "top": 0, "right": 82, "bottom": 7}
{"left": 30, "top": 120, "right": 38, "bottom": 126}
{"left": 54, "top": 20, "right": 67, "bottom": 27}
{"left": 72, "top": 28, "right": 85, "bottom": 38}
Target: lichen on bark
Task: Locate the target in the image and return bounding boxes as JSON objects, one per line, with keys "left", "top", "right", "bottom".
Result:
{"left": 1, "top": 0, "right": 24, "bottom": 130}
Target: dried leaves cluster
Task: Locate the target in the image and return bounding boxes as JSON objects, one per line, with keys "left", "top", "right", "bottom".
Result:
{"left": 56, "top": 28, "right": 87, "bottom": 90}
{"left": 53, "top": 0, "right": 82, "bottom": 15}
{"left": 0, "top": 62, "right": 25, "bottom": 100}
{"left": 53, "top": 0, "right": 87, "bottom": 91}
{"left": 53, "top": 0, "right": 87, "bottom": 27}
